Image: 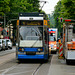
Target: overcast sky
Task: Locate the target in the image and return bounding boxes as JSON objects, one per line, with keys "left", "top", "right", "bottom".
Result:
{"left": 40, "top": 0, "right": 59, "bottom": 14}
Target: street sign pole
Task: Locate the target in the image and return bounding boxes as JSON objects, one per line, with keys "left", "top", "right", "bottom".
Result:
{"left": 4, "top": 14, "right": 6, "bottom": 38}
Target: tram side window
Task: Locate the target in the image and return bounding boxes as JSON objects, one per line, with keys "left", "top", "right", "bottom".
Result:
{"left": 73, "top": 25, "right": 75, "bottom": 33}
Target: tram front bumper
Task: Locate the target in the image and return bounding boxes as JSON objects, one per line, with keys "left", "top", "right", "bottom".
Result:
{"left": 17, "top": 54, "right": 47, "bottom": 59}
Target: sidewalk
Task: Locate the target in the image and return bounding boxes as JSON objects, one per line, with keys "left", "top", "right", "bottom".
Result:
{"left": 48, "top": 54, "right": 67, "bottom": 75}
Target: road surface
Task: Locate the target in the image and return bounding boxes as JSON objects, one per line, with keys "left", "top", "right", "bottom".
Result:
{"left": 0, "top": 47, "right": 75, "bottom": 75}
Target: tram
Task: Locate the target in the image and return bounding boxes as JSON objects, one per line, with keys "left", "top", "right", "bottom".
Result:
{"left": 16, "top": 12, "right": 49, "bottom": 60}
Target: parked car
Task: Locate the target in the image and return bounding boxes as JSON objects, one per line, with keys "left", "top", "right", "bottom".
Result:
{"left": 7, "top": 39, "right": 12, "bottom": 49}
{"left": 3, "top": 39, "right": 8, "bottom": 50}
{"left": 0, "top": 39, "right": 5, "bottom": 50}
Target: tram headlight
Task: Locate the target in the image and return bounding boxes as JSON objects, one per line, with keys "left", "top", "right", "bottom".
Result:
{"left": 19, "top": 48, "right": 24, "bottom": 51}
{"left": 54, "top": 45, "right": 56, "bottom": 46}
{"left": 38, "top": 48, "right": 43, "bottom": 51}
{"left": 22, "top": 48, "right": 24, "bottom": 51}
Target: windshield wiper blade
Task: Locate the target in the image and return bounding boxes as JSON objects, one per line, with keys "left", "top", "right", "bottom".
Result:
{"left": 31, "top": 39, "right": 38, "bottom": 48}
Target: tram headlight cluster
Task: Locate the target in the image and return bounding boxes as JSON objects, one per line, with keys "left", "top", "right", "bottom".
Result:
{"left": 38, "top": 48, "right": 43, "bottom": 51}
{"left": 19, "top": 48, "right": 24, "bottom": 51}
{"left": 54, "top": 45, "right": 56, "bottom": 46}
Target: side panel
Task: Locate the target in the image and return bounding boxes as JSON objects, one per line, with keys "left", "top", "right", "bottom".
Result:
{"left": 66, "top": 51, "right": 75, "bottom": 60}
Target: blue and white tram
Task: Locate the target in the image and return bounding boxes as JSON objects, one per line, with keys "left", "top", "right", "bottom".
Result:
{"left": 16, "top": 13, "right": 49, "bottom": 60}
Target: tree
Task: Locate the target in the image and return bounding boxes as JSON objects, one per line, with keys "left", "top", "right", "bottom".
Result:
{"left": 54, "top": 0, "right": 75, "bottom": 36}
{"left": 61, "top": 0, "right": 75, "bottom": 19}
{"left": 0, "top": 0, "right": 10, "bottom": 15}
{"left": 54, "top": 1, "right": 63, "bottom": 34}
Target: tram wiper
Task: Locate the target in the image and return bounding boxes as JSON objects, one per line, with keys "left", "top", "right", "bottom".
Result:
{"left": 31, "top": 28, "right": 42, "bottom": 48}
{"left": 31, "top": 39, "right": 38, "bottom": 48}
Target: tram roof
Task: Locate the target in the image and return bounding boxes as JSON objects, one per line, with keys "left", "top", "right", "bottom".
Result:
{"left": 19, "top": 12, "right": 45, "bottom": 17}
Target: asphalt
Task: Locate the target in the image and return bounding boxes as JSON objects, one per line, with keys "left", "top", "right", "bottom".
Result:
{"left": 0, "top": 47, "right": 15, "bottom": 56}
{"left": 1, "top": 48, "right": 75, "bottom": 75}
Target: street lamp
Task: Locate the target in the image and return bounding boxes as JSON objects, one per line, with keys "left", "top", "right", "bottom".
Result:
{"left": 7, "top": 19, "right": 17, "bottom": 39}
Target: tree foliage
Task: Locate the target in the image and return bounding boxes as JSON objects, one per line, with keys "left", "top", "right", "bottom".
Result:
{"left": 61, "top": 0, "right": 75, "bottom": 19}
{"left": 0, "top": 0, "right": 40, "bottom": 29}
{"left": 54, "top": 0, "right": 75, "bottom": 35}
{"left": 0, "top": 0, "right": 40, "bottom": 36}
{"left": 0, "top": 0, "right": 39, "bottom": 16}
{"left": 0, "top": 0, "right": 10, "bottom": 15}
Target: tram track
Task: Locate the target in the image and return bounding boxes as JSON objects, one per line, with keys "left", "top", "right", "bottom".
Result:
{"left": 0, "top": 54, "right": 52, "bottom": 75}
{"left": 32, "top": 55, "right": 52, "bottom": 75}
{"left": 32, "top": 63, "right": 43, "bottom": 75}
{"left": 0, "top": 59, "right": 43, "bottom": 75}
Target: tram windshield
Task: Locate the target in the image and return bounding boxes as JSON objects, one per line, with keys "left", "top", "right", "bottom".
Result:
{"left": 19, "top": 26, "right": 43, "bottom": 47}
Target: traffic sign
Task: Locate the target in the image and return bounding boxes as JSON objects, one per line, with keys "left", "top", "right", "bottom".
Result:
{"left": 17, "top": 20, "right": 19, "bottom": 25}
{"left": 44, "top": 20, "right": 47, "bottom": 25}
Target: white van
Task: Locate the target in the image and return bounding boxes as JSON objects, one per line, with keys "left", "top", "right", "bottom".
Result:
{"left": 7, "top": 39, "right": 12, "bottom": 49}
{"left": 3, "top": 39, "right": 8, "bottom": 50}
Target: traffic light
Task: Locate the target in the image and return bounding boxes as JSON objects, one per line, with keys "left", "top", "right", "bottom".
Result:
{"left": 7, "top": 30, "right": 8, "bottom": 35}
{"left": 60, "top": 32, "right": 63, "bottom": 38}
{"left": 48, "top": 19, "right": 50, "bottom": 21}
{"left": 60, "top": 18, "right": 63, "bottom": 22}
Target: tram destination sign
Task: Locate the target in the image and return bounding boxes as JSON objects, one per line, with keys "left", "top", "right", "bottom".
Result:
{"left": 19, "top": 21, "right": 43, "bottom": 26}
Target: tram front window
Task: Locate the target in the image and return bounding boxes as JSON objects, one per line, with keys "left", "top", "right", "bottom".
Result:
{"left": 19, "top": 26, "right": 43, "bottom": 47}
